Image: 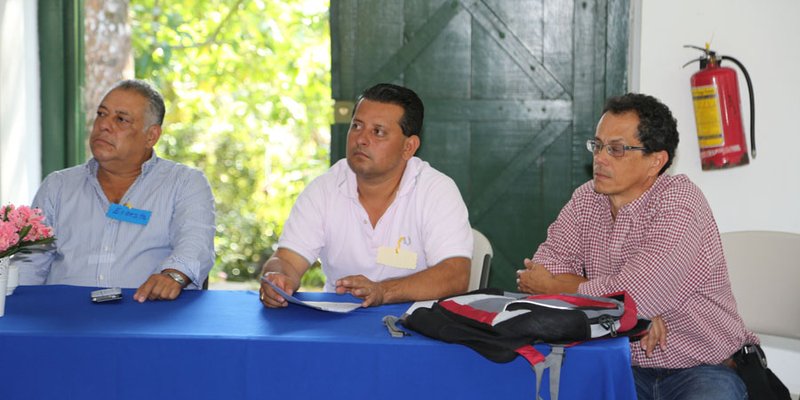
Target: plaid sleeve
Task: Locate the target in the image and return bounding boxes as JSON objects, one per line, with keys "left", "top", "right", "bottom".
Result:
{"left": 532, "top": 186, "right": 588, "bottom": 276}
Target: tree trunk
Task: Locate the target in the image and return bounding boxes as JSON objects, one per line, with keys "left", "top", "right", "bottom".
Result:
{"left": 83, "top": 0, "right": 132, "bottom": 149}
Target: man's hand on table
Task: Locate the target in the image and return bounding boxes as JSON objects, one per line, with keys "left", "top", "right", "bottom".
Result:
{"left": 259, "top": 272, "right": 298, "bottom": 308}
{"left": 335, "top": 274, "right": 385, "bottom": 307}
{"left": 133, "top": 269, "right": 188, "bottom": 302}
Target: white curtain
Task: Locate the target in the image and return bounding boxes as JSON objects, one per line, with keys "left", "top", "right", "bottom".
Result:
{"left": 0, "top": 0, "right": 41, "bottom": 205}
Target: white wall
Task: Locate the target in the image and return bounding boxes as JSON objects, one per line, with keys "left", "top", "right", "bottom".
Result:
{"left": 635, "top": 1, "right": 800, "bottom": 395}
{"left": 634, "top": 0, "right": 800, "bottom": 235}
{"left": 0, "top": 0, "right": 40, "bottom": 205}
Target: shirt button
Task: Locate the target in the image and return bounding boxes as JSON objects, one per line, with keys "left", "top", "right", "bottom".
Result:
{"left": 99, "top": 275, "right": 104, "bottom": 280}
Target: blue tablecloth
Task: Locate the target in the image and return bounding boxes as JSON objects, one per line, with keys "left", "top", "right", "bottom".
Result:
{"left": 0, "top": 285, "right": 636, "bottom": 400}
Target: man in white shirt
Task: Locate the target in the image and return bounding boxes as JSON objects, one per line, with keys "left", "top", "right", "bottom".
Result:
{"left": 260, "top": 83, "right": 472, "bottom": 308}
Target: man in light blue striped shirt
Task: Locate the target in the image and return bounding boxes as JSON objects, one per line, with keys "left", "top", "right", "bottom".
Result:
{"left": 17, "top": 80, "right": 215, "bottom": 302}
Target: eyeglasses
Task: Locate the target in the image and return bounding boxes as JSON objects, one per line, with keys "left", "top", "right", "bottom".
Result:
{"left": 586, "top": 139, "right": 647, "bottom": 157}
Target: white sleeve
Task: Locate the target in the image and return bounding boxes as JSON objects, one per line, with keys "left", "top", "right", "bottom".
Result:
{"left": 276, "top": 178, "right": 327, "bottom": 265}
{"left": 419, "top": 173, "right": 473, "bottom": 266}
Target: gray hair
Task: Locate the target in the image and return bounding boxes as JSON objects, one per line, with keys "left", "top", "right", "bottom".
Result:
{"left": 107, "top": 79, "right": 166, "bottom": 127}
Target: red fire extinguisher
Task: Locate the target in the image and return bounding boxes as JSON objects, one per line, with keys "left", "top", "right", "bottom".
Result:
{"left": 684, "top": 44, "right": 755, "bottom": 170}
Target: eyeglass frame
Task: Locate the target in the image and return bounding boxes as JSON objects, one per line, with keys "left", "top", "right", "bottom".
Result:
{"left": 586, "top": 138, "right": 648, "bottom": 157}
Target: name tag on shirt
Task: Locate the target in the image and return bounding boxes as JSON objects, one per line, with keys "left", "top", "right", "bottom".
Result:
{"left": 106, "top": 203, "right": 151, "bottom": 225}
{"left": 376, "top": 246, "right": 418, "bottom": 269}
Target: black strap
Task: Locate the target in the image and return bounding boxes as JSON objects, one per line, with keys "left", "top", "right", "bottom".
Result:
{"left": 731, "top": 345, "right": 791, "bottom": 400}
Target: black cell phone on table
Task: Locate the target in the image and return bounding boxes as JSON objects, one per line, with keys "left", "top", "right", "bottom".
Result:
{"left": 91, "top": 287, "right": 122, "bottom": 303}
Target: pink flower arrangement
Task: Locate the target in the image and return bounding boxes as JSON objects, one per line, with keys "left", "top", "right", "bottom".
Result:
{"left": 0, "top": 204, "right": 56, "bottom": 259}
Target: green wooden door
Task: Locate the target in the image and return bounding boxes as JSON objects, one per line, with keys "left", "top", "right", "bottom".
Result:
{"left": 330, "top": 0, "right": 630, "bottom": 290}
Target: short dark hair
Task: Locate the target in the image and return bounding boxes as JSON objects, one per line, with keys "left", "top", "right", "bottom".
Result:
{"left": 356, "top": 83, "right": 424, "bottom": 137}
{"left": 107, "top": 79, "right": 166, "bottom": 127}
{"left": 602, "top": 93, "right": 679, "bottom": 174}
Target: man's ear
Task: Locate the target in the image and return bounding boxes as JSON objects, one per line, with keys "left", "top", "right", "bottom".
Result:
{"left": 649, "top": 150, "right": 668, "bottom": 176}
{"left": 145, "top": 125, "right": 162, "bottom": 148}
{"left": 402, "top": 135, "right": 420, "bottom": 160}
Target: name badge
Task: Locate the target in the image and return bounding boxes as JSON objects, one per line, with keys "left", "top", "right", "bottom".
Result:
{"left": 376, "top": 236, "right": 418, "bottom": 269}
{"left": 106, "top": 203, "right": 151, "bottom": 225}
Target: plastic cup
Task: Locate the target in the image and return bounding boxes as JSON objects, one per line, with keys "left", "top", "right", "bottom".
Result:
{"left": 6, "top": 264, "right": 18, "bottom": 295}
{"left": 0, "top": 273, "right": 7, "bottom": 317}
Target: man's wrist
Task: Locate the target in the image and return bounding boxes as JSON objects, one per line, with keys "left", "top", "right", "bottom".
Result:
{"left": 375, "top": 279, "right": 400, "bottom": 304}
{"left": 550, "top": 274, "right": 582, "bottom": 293}
{"left": 162, "top": 269, "right": 189, "bottom": 288}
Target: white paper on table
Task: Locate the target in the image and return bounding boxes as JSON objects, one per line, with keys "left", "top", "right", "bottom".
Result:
{"left": 261, "top": 277, "right": 362, "bottom": 313}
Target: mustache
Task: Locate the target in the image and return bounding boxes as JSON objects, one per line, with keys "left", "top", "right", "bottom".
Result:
{"left": 350, "top": 146, "right": 370, "bottom": 158}
{"left": 90, "top": 134, "right": 115, "bottom": 146}
{"left": 593, "top": 164, "right": 610, "bottom": 177}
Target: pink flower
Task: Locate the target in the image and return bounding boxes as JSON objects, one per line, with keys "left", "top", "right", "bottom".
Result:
{"left": 0, "top": 221, "right": 18, "bottom": 253}
{"left": 1, "top": 204, "right": 56, "bottom": 258}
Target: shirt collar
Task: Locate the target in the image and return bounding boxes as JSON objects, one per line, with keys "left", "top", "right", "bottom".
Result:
{"left": 85, "top": 150, "right": 159, "bottom": 177}
{"left": 595, "top": 174, "right": 669, "bottom": 217}
{"left": 397, "top": 157, "right": 423, "bottom": 196}
{"left": 341, "top": 156, "right": 423, "bottom": 199}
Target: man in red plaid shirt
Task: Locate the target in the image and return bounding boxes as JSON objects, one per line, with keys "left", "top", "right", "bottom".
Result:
{"left": 517, "top": 93, "right": 759, "bottom": 400}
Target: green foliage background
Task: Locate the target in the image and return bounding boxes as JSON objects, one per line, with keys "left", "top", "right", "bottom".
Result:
{"left": 129, "top": 0, "right": 331, "bottom": 287}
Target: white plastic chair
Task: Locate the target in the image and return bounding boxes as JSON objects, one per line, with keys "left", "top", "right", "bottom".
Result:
{"left": 721, "top": 231, "right": 800, "bottom": 338}
{"left": 468, "top": 228, "right": 493, "bottom": 291}
{"left": 721, "top": 230, "right": 800, "bottom": 397}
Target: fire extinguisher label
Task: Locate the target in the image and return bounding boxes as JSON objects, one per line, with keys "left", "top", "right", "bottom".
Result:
{"left": 691, "top": 85, "right": 725, "bottom": 148}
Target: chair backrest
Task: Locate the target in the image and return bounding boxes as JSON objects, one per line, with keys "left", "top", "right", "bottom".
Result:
{"left": 721, "top": 230, "right": 800, "bottom": 339}
{"left": 469, "top": 228, "right": 493, "bottom": 291}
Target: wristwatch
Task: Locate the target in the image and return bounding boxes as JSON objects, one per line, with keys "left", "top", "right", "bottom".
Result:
{"left": 162, "top": 270, "right": 188, "bottom": 288}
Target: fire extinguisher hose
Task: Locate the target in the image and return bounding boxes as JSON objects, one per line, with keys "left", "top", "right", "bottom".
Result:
{"left": 721, "top": 55, "right": 756, "bottom": 159}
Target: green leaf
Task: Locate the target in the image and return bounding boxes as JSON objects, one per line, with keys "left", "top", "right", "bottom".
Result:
{"left": 17, "top": 225, "right": 31, "bottom": 241}
{"left": 130, "top": 0, "right": 331, "bottom": 287}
